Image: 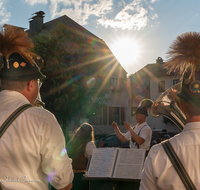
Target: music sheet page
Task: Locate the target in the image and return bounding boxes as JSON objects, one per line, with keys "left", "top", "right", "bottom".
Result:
{"left": 112, "top": 148, "right": 145, "bottom": 179}
{"left": 87, "top": 148, "right": 118, "bottom": 178}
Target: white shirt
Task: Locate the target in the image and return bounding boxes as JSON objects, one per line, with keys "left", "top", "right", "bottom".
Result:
{"left": 140, "top": 122, "right": 200, "bottom": 190}
{"left": 0, "top": 90, "right": 74, "bottom": 190}
{"left": 85, "top": 141, "right": 96, "bottom": 158}
{"left": 124, "top": 122, "right": 152, "bottom": 150}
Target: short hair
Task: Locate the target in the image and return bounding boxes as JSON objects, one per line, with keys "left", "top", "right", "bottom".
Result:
{"left": 1, "top": 79, "right": 28, "bottom": 92}
{"left": 183, "top": 99, "right": 200, "bottom": 116}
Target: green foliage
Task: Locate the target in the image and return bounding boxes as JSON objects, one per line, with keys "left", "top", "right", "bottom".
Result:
{"left": 33, "top": 23, "right": 110, "bottom": 126}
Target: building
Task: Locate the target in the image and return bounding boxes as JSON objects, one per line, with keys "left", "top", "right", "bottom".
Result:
{"left": 127, "top": 57, "right": 181, "bottom": 132}
{"left": 26, "top": 11, "right": 128, "bottom": 135}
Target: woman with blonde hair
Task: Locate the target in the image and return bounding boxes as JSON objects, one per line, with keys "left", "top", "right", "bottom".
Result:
{"left": 66, "top": 122, "right": 96, "bottom": 190}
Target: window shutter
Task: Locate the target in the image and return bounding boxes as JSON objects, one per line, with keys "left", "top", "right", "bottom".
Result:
{"left": 103, "top": 106, "right": 107, "bottom": 125}
{"left": 121, "top": 107, "right": 125, "bottom": 125}
{"left": 109, "top": 107, "right": 113, "bottom": 125}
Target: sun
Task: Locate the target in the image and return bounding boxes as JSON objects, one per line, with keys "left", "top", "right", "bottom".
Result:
{"left": 111, "top": 37, "right": 141, "bottom": 66}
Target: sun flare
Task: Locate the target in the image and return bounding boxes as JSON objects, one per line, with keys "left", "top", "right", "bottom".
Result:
{"left": 111, "top": 37, "right": 141, "bottom": 67}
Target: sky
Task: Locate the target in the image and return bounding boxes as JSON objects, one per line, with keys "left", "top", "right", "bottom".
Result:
{"left": 1, "top": 0, "right": 200, "bottom": 75}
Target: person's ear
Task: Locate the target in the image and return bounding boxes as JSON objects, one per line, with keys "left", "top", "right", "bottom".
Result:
{"left": 26, "top": 80, "right": 35, "bottom": 92}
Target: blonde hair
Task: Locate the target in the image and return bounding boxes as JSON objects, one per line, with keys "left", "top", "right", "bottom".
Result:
{"left": 66, "top": 123, "right": 94, "bottom": 159}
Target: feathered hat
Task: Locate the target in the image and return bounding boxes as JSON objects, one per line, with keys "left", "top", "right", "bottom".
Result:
{"left": 0, "top": 25, "right": 45, "bottom": 80}
{"left": 164, "top": 32, "right": 200, "bottom": 101}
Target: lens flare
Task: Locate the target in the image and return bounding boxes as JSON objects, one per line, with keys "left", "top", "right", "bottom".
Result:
{"left": 47, "top": 171, "right": 55, "bottom": 182}
{"left": 60, "top": 148, "right": 67, "bottom": 157}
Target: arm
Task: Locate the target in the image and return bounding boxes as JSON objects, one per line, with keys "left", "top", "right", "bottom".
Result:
{"left": 124, "top": 121, "right": 145, "bottom": 145}
{"left": 59, "top": 183, "right": 72, "bottom": 190}
{"left": 139, "top": 152, "right": 159, "bottom": 190}
{"left": 112, "top": 121, "right": 128, "bottom": 142}
{"left": 39, "top": 112, "right": 74, "bottom": 190}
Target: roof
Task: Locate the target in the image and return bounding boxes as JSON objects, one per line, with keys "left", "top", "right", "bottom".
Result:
{"left": 26, "top": 14, "right": 127, "bottom": 76}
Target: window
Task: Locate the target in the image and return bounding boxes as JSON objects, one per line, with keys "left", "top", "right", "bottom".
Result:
{"left": 109, "top": 107, "right": 119, "bottom": 124}
{"left": 158, "top": 81, "right": 165, "bottom": 92}
{"left": 173, "top": 79, "right": 180, "bottom": 85}
{"left": 110, "top": 78, "right": 118, "bottom": 90}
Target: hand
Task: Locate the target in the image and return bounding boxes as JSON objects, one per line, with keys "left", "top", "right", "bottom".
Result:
{"left": 124, "top": 121, "right": 131, "bottom": 131}
{"left": 112, "top": 121, "right": 118, "bottom": 129}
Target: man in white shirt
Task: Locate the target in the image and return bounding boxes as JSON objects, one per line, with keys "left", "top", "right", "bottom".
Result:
{"left": 140, "top": 32, "right": 200, "bottom": 190}
{"left": 112, "top": 106, "right": 152, "bottom": 151}
{"left": 0, "top": 26, "right": 73, "bottom": 190}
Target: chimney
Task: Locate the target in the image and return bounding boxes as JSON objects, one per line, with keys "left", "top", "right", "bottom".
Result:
{"left": 156, "top": 57, "right": 163, "bottom": 64}
{"left": 29, "top": 11, "right": 45, "bottom": 32}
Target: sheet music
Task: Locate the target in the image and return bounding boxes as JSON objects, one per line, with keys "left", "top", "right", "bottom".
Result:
{"left": 113, "top": 149, "right": 145, "bottom": 179}
{"left": 87, "top": 148, "right": 117, "bottom": 178}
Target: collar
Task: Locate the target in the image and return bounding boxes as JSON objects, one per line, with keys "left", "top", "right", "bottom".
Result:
{"left": 183, "top": 122, "right": 200, "bottom": 132}
{"left": 0, "top": 90, "right": 30, "bottom": 104}
{"left": 136, "top": 121, "right": 147, "bottom": 129}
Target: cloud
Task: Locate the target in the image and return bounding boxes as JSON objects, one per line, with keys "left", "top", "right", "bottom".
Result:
{"left": 0, "top": 1, "right": 11, "bottom": 25}
{"left": 48, "top": 0, "right": 158, "bottom": 30}
{"left": 25, "top": 0, "right": 48, "bottom": 6}
{"left": 50, "top": 0, "right": 113, "bottom": 25}
{"left": 98, "top": 1, "right": 152, "bottom": 30}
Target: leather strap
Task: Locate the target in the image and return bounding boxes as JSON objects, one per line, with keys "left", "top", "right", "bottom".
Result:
{"left": 161, "top": 140, "right": 197, "bottom": 190}
{"left": 0, "top": 104, "right": 33, "bottom": 139}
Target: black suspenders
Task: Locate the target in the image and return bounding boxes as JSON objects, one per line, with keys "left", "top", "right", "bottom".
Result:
{"left": 0, "top": 104, "right": 33, "bottom": 138}
{"left": 162, "top": 140, "right": 197, "bottom": 190}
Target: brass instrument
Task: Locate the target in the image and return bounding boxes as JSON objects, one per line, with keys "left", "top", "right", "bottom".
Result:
{"left": 150, "top": 83, "right": 186, "bottom": 131}
{"left": 34, "top": 92, "right": 45, "bottom": 108}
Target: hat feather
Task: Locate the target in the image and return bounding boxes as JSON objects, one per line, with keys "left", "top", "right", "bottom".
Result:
{"left": 0, "top": 25, "right": 35, "bottom": 65}
{"left": 164, "top": 32, "right": 200, "bottom": 80}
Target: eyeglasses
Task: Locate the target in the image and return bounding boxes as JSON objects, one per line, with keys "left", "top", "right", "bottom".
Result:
{"left": 38, "top": 79, "right": 43, "bottom": 88}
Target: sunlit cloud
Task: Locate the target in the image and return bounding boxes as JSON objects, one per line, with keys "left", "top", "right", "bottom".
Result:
{"left": 0, "top": 2, "right": 11, "bottom": 25}
{"left": 50, "top": 0, "right": 113, "bottom": 25}
{"left": 98, "top": 0, "right": 158, "bottom": 30}
{"left": 25, "top": 0, "right": 48, "bottom": 6}
{"left": 47, "top": 0, "right": 158, "bottom": 30}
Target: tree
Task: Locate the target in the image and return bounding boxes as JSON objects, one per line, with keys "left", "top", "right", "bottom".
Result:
{"left": 33, "top": 23, "right": 110, "bottom": 129}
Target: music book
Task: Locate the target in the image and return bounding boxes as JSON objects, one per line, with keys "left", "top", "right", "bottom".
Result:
{"left": 86, "top": 148, "right": 146, "bottom": 180}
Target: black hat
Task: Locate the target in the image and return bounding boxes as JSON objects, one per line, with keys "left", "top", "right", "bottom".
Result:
{"left": 0, "top": 25, "right": 45, "bottom": 81}
{"left": 0, "top": 53, "right": 45, "bottom": 80}
{"left": 133, "top": 106, "right": 148, "bottom": 116}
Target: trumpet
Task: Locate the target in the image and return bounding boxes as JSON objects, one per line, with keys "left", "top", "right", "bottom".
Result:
{"left": 150, "top": 83, "right": 186, "bottom": 131}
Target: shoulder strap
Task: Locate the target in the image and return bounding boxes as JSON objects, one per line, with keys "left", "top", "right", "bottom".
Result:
{"left": 133, "top": 125, "right": 147, "bottom": 149}
{"left": 0, "top": 104, "right": 33, "bottom": 139}
{"left": 161, "top": 140, "right": 197, "bottom": 190}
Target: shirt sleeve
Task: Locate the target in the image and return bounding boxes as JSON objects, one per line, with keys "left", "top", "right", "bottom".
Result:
{"left": 140, "top": 126, "right": 152, "bottom": 141}
{"left": 124, "top": 130, "right": 132, "bottom": 140}
{"left": 139, "top": 151, "right": 159, "bottom": 190}
{"left": 85, "top": 141, "right": 96, "bottom": 158}
{"left": 39, "top": 113, "right": 74, "bottom": 190}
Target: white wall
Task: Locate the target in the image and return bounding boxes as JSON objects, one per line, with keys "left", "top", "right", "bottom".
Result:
{"left": 150, "top": 76, "right": 179, "bottom": 101}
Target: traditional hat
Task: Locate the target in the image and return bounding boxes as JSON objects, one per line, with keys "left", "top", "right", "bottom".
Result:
{"left": 133, "top": 106, "right": 148, "bottom": 116}
{"left": 0, "top": 25, "right": 45, "bottom": 80}
{"left": 164, "top": 32, "right": 200, "bottom": 102}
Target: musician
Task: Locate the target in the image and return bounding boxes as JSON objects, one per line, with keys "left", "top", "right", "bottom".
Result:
{"left": 112, "top": 105, "right": 152, "bottom": 151}
{"left": 0, "top": 26, "right": 73, "bottom": 190}
{"left": 140, "top": 32, "right": 200, "bottom": 189}
{"left": 66, "top": 123, "right": 96, "bottom": 190}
